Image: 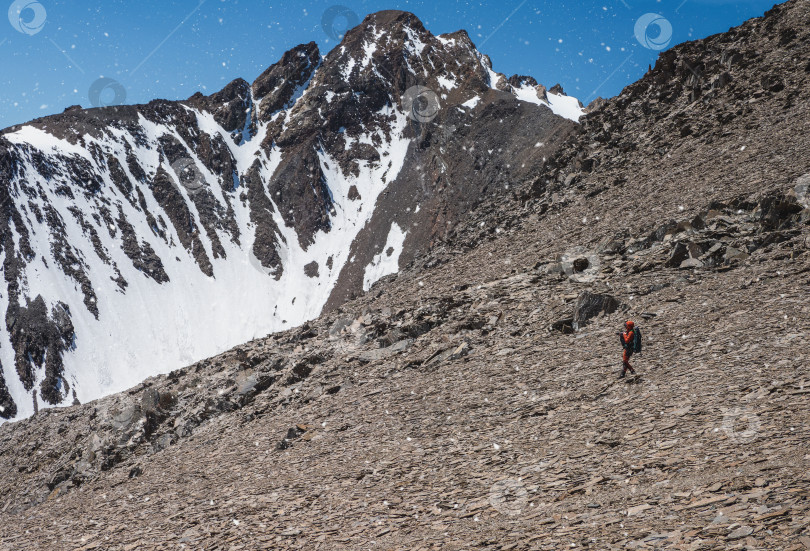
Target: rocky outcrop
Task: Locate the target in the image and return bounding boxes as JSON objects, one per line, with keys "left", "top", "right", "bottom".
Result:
{"left": 7, "top": 297, "right": 74, "bottom": 405}
{"left": 186, "top": 78, "right": 252, "bottom": 134}
{"left": 251, "top": 42, "right": 321, "bottom": 123}
{"left": 573, "top": 291, "right": 621, "bottom": 329}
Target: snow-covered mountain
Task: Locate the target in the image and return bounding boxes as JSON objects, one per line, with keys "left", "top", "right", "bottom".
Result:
{"left": 0, "top": 10, "right": 582, "bottom": 420}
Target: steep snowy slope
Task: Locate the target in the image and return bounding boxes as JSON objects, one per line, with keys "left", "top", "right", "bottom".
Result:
{"left": 0, "top": 11, "right": 580, "bottom": 420}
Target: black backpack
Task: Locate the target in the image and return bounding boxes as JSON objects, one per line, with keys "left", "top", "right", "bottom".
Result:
{"left": 633, "top": 326, "right": 643, "bottom": 353}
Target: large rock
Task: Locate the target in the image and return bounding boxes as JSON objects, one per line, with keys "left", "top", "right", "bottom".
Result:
{"left": 756, "top": 193, "right": 804, "bottom": 230}
{"left": 666, "top": 241, "right": 706, "bottom": 268}
{"left": 573, "top": 292, "right": 621, "bottom": 330}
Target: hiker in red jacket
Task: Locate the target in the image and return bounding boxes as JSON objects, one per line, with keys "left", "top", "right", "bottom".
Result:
{"left": 618, "top": 320, "right": 637, "bottom": 378}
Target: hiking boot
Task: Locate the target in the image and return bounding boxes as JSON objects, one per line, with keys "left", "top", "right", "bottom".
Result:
{"left": 618, "top": 372, "right": 626, "bottom": 379}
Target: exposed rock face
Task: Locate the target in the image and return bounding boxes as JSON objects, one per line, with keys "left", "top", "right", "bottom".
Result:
{"left": 250, "top": 42, "right": 321, "bottom": 124}
{"left": 186, "top": 78, "right": 252, "bottom": 134}
{"left": 573, "top": 291, "right": 621, "bottom": 329}
{"left": 0, "top": 11, "right": 578, "bottom": 419}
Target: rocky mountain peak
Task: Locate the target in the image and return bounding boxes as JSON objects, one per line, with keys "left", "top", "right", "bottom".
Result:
{"left": 0, "top": 10, "right": 581, "bottom": 420}
{"left": 350, "top": 10, "right": 431, "bottom": 41}
{"left": 186, "top": 77, "right": 251, "bottom": 133}
{"left": 317, "top": 8, "right": 489, "bottom": 103}
{"left": 251, "top": 41, "right": 321, "bottom": 123}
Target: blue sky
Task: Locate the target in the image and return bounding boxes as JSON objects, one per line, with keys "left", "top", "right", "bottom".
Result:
{"left": 0, "top": 0, "right": 778, "bottom": 129}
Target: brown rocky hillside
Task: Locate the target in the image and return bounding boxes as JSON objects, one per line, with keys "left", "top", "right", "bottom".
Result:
{"left": 0, "top": 1, "right": 809, "bottom": 550}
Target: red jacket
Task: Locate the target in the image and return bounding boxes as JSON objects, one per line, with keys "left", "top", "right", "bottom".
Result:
{"left": 621, "top": 330, "right": 634, "bottom": 349}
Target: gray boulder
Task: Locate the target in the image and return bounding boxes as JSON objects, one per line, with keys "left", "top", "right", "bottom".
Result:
{"left": 573, "top": 292, "right": 621, "bottom": 330}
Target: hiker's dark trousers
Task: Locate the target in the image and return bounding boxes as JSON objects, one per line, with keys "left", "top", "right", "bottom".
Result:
{"left": 622, "top": 348, "right": 635, "bottom": 374}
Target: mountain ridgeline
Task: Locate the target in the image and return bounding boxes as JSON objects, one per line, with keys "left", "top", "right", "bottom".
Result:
{"left": 0, "top": 11, "right": 583, "bottom": 419}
